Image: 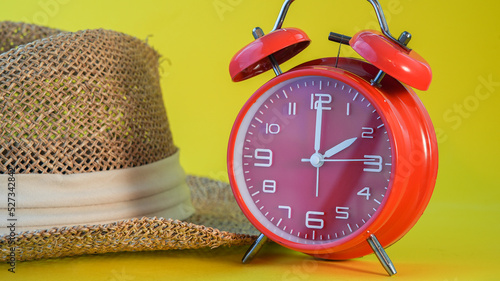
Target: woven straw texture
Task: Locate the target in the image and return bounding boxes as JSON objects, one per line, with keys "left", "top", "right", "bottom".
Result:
{"left": 0, "top": 22, "right": 258, "bottom": 261}
{"left": 0, "top": 176, "right": 256, "bottom": 261}
{"left": 0, "top": 22, "right": 175, "bottom": 174}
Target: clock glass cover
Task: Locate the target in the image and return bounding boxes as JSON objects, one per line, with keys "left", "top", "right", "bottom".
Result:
{"left": 231, "top": 74, "right": 393, "bottom": 247}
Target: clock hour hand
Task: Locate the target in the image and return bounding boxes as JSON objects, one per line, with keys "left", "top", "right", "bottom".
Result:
{"left": 323, "top": 137, "right": 358, "bottom": 158}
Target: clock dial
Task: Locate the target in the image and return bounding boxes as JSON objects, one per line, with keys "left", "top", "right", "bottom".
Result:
{"left": 231, "top": 74, "right": 393, "bottom": 246}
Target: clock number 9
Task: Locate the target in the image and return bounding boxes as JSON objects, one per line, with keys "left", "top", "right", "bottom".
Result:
{"left": 254, "top": 148, "right": 273, "bottom": 167}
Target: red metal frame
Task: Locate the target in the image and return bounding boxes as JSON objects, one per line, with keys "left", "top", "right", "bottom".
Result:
{"left": 228, "top": 58, "right": 438, "bottom": 259}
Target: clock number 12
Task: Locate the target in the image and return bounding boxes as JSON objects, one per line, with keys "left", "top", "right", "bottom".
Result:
{"left": 310, "top": 94, "right": 332, "bottom": 110}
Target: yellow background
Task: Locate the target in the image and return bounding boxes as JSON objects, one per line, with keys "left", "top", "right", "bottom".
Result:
{"left": 1, "top": 0, "right": 499, "bottom": 280}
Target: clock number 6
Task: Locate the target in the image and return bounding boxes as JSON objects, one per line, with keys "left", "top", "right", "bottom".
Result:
{"left": 305, "top": 211, "right": 324, "bottom": 229}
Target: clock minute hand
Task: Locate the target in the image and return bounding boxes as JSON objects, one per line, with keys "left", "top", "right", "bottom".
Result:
{"left": 323, "top": 137, "right": 358, "bottom": 158}
{"left": 314, "top": 101, "right": 323, "bottom": 153}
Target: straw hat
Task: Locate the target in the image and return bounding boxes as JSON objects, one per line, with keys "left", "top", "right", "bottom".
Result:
{"left": 0, "top": 22, "right": 256, "bottom": 262}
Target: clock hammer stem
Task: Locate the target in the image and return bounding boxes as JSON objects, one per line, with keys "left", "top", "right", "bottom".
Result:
{"left": 252, "top": 27, "right": 283, "bottom": 76}
{"left": 367, "top": 234, "right": 397, "bottom": 276}
{"left": 370, "top": 31, "right": 412, "bottom": 87}
{"left": 242, "top": 233, "right": 268, "bottom": 264}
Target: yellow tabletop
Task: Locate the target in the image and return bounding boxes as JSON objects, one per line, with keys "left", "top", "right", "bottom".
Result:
{"left": 0, "top": 0, "right": 499, "bottom": 280}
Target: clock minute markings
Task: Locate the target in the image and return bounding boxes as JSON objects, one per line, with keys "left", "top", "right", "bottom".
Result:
{"left": 282, "top": 89, "right": 288, "bottom": 98}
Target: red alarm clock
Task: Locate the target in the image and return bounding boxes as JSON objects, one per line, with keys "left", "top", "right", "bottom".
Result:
{"left": 227, "top": 0, "right": 437, "bottom": 276}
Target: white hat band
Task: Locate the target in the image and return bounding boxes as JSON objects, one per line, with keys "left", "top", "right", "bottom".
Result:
{"left": 0, "top": 150, "right": 195, "bottom": 234}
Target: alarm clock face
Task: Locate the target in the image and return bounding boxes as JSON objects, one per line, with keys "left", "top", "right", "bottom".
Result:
{"left": 229, "top": 67, "right": 395, "bottom": 251}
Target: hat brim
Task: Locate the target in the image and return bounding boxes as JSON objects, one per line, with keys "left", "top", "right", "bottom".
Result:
{"left": 0, "top": 176, "right": 258, "bottom": 262}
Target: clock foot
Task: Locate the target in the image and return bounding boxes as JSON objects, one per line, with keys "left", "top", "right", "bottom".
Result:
{"left": 241, "top": 233, "right": 268, "bottom": 264}
{"left": 367, "top": 234, "right": 397, "bottom": 276}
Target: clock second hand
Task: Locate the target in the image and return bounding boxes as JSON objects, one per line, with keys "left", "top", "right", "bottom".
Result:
{"left": 315, "top": 167, "right": 319, "bottom": 197}
{"left": 313, "top": 101, "right": 323, "bottom": 198}
{"left": 301, "top": 158, "right": 374, "bottom": 162}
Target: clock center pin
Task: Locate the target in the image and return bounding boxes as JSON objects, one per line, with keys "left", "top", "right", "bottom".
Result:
{"left": 309, "top": 153, "right": 324, "bottom": 168}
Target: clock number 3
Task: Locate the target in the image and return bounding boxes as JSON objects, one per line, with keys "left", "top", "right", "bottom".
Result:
{"left": 364, "top": 155, "right": 382, "bottom": 172}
